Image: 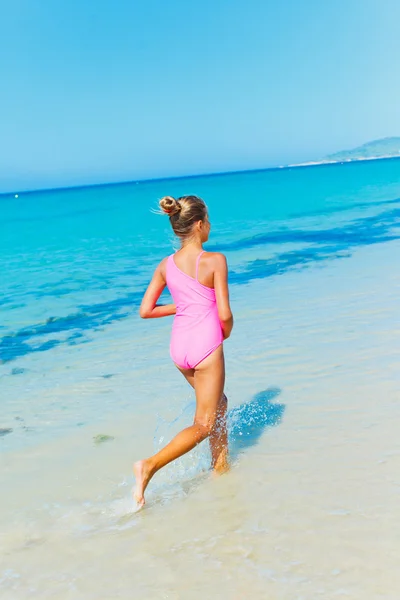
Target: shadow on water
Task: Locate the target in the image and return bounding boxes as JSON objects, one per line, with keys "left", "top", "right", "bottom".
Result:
{"left": 228, "top": 387, "right": 285, "bottom": 461}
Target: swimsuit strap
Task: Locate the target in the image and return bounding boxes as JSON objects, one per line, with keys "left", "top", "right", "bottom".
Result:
{"left": 195, "top": 251, "right": 205, "bottom": 281}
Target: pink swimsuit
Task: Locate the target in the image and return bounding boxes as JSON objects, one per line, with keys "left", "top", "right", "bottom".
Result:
{"left": 166, "top": 251, "right": 223, "bottom": 370}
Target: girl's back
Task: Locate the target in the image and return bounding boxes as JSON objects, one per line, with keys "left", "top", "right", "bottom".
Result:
{"left": 166, "top": 250, "right": 223, "bottom": 370}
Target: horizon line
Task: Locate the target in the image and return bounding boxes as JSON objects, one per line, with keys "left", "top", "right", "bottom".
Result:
{"left": 2, "top": 155, "right": 400, "bottom": 198}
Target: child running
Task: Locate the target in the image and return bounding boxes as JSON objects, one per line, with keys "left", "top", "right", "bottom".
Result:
{"left": 133, "top": 195, "right": 233, "bottom": 507}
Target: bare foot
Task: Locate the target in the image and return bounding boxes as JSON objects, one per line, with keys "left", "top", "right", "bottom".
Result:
{"left": 133, "top": 459, "right": 153, "bottom": 508}
{"left": 212, "top": 449, "right": 230, "bottom": 475}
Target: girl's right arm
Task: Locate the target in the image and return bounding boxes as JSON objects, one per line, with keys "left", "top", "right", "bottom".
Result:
{"left": 139, "top": 259, "right": 176, "bottom": 319}
{"left": 213, "top": 253, "right": 233, "bottom": 339}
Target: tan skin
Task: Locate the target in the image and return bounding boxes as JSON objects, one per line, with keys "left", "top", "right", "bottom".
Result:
{"left": 133, "top": 214, "right": 233, "bottom": 507}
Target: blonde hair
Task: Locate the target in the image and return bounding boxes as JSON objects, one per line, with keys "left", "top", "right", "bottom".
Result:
{"left": 159, "top": 195, "right": 207, "bottom": 241}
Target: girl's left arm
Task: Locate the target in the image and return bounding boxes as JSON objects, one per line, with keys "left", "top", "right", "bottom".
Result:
{"left": 139, "top": 259, "right": 176, "bottom": 319}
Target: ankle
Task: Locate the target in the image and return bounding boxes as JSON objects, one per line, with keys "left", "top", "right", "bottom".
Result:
{"left": 144, "top": 457, "right": 157, "bottom": 476}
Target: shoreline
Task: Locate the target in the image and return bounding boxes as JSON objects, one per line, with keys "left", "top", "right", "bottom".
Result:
{"left": 1, "top": 238, "right": 400, "bottom": 598}
{"left": 2, "top": 237, "right": 399, "bottom": 458}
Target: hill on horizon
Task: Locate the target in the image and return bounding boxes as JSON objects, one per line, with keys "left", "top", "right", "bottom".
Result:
{"left": 325, "top": 137, "right": 400, "bottom": 162}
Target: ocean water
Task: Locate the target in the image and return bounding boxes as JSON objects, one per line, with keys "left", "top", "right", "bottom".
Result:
{"left": 1, "top": 159, "right": 400, "bottom": 598}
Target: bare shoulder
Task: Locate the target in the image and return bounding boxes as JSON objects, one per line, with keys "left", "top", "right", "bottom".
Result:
{"left": 204, "top": 251, "right": 228, "bottom": 271}
{"left": 157, "top": 256, "right": 169, "bottom": 280}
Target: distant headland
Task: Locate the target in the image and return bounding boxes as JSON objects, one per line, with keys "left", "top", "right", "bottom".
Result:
{"left": 290, "top": 137, "right": 400, "bottom": 168}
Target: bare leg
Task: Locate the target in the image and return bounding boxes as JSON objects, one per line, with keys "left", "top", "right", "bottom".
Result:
{"left": 210, "top": 393, "right": 229, "bottom": 474}
{"left": 133, "top": 346, "right": 225, "bottom": 507}
{"left": 174, "top": 366, "right": 229, "bottom": 473}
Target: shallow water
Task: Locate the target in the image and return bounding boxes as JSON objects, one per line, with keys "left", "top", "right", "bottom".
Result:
{"left": 1, "top": 160, "right": 400, "bottom": 598}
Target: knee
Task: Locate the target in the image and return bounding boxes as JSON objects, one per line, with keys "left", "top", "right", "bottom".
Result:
{"left": 194, "top": 416, "right": 216, "bottom": 438}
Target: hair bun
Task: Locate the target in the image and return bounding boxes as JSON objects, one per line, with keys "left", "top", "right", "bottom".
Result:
{"left": 159, "top": 196, "right": 181, "bottom": 216}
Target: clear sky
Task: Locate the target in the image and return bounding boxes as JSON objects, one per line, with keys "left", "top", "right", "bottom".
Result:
{"left": 1, "top": 0, "right": 400, "bottom": 192}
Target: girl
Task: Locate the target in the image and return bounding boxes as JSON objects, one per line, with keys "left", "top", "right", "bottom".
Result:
{"left": 133, "top": 195, "right": 233, "bottom": 507}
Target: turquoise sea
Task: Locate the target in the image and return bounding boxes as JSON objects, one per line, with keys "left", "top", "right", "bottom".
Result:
{"left": 2, "top": 159, "right": 400, "bottom": 365}
{"left": 1, "top": 159, "right": 400, "bottom": 598}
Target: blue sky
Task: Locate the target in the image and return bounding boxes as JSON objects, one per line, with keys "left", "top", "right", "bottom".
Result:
{"left": 1, "top": 0, "right": 400, "bottom": 192}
